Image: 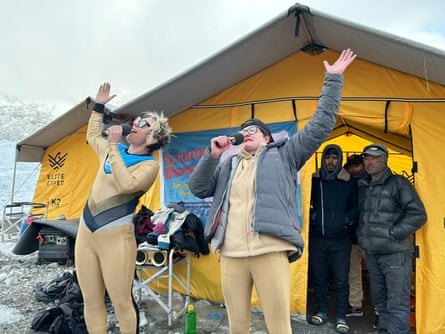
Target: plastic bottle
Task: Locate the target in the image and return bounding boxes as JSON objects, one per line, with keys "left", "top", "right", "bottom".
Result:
{"left": 184, "top": 304, "right": 197, "bottom": 334}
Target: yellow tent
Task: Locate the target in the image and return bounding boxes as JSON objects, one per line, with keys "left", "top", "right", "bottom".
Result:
{"left": 13, "top": 4, "right": 445, "bottom": 333}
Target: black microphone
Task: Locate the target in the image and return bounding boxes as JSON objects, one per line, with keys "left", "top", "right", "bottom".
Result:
{"left": 230, "top": 132, "right": 245, "bottom": 145}
{"left": 102, "top": 124, "right": 132, "bottom": 138}
{"left": 215, "top": 132, "right": 244, "bottom": 148}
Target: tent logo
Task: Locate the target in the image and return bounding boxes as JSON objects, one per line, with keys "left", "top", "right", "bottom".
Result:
{"left": 49, "top": 152, "right": 68, "bottom": 171}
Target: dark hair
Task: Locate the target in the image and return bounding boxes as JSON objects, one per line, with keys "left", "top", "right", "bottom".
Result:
{"left": 344, "top": 154, "right": 363, "bottom": 168}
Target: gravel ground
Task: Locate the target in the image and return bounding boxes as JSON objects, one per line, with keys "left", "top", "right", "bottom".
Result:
{"left": 0, "top": 243, "right": 70, "bottom": 334}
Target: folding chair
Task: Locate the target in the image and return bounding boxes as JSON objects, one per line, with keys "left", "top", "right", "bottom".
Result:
{"left": 1, "top": 202, "right": 47, "bottom": 241}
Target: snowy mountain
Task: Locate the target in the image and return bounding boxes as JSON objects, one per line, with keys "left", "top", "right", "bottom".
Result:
{"left": 0, "top": 95, "right": 68, "bottom": 210}
{"left": 0, "top": 94, "right": 67, "bottom": 142}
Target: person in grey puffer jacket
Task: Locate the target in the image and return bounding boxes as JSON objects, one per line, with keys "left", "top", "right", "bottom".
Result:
{"left": 357, "top": 143, "right": 426, "bottom": 334}
{"left": 188, "top": 49, "right": 356, "bottom": 334}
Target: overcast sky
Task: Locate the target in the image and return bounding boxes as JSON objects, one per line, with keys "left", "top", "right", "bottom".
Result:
{"left": 1, "top": 0, "right": 445, "bottom": 109}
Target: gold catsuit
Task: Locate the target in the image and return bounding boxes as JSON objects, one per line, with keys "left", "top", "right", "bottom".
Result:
{"left": 74, "top": 112, "right": 159, "bottom": 334}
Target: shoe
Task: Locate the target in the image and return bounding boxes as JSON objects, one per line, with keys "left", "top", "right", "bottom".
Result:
{"left": 310, "top": 312, "right": 327, "bottom": 325}
{"left": 346, "top": 306, "right": 363, "bottom": 317}
{"left": 336, "top": 319, "right": 350, "bottom": 333}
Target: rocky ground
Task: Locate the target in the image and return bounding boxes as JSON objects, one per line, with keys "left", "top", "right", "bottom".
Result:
{"left": 0, "top": 243, "right": 68, "bottom": 334}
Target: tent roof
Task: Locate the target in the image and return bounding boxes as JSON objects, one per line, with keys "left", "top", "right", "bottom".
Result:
{"left": 16, "top": 2, "right": 445, "bottom": 162}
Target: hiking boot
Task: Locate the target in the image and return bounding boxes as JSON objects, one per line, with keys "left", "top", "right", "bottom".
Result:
{"left": 336, "top": 318, "right": 350, "bottom": 333}
{"left": 310, "top": 312, "right": 327, "bottom": 326}
{"left": 346, "top": 306, "right": 363, "bottom": 317}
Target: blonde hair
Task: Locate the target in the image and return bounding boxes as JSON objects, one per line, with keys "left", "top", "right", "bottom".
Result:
{"left": 143, "top": 111, "right": 172, "bottom": 148}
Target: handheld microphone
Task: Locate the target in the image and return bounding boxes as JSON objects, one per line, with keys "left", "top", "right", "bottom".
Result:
{"left": 102, "top": 124, "right": 132, "bottom": 138}
{"left": 215, "top": 132, "right": 244, "bottom": 148}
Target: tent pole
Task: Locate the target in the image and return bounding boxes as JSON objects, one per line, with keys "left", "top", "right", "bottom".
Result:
{"left": 10, "top": 147, "right": 19, "bottom": 203}
{"left": 159, "top": 147, "right": 165, "bottom": 207}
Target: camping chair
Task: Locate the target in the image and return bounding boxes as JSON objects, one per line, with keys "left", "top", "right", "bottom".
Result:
{"left": 133, "top": 246, "right": 191, "bottom": 329}
{"left": 1, "top": 202, "right": 47, "bottom": 241}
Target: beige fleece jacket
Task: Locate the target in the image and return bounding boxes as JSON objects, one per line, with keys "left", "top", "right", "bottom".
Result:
{"left": 220, "top": 146, "right": 297, "bottom": 257}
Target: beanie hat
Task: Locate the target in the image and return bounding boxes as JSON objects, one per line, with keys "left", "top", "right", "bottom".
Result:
{"left": 240, "top": 119, "right": 274, "bottom": 143}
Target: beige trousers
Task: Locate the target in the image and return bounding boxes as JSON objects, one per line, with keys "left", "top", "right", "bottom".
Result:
{"left": 348, "top": 244, "right": 364, "bottom": 308}
{"left": 75, "top": 222, "right": 137, "bottom": 334}
{"left": 220, "top": 252, "right": 292, "bottom": 334}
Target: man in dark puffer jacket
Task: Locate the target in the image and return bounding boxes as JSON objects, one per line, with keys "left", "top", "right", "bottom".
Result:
{"left": 357, "top": 144, "right": 426, "bottom": 334}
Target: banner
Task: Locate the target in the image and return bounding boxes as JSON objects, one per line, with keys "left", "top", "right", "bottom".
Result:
{"left": 162, "top": 121, "right": 300, "bottom": 224}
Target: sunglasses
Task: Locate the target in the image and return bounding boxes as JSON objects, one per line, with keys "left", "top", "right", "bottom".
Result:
{"left": 134, "top": 116, "right": 150, "bottom": 128}
{"left": 241, "top": 126, "right": 260, "bottom": 135}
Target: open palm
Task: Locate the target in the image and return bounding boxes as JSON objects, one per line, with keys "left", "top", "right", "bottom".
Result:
{"left": 324, "top": 49, "right": 356, "bottom": 75}
{"left": 95, "top": 82, "right": 116, "bottom": 104}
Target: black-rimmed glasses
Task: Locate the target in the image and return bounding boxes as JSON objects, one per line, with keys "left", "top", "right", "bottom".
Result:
{"left": 241, "top": 127, "right": 259, "bottom": 135}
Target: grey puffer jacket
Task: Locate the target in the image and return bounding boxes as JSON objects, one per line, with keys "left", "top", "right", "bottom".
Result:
{"left": 188, "top": 73, "right": 344, "bottom": 261}
{"left": 356, "top": 168, "right": 427, "bottom": 254}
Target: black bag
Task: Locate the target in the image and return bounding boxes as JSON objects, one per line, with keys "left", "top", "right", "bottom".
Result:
{"left": 31, "top": 307, "right": 64, "bottom": 332}
{"left": 32, "top": 270, "right": 87, "bottom": 333}
{"left": 181, "top": 212, "right": 209, "bottom": 255}
{"left": 31, "top": 302, "right": 87, "bottom": 334}
{"left": 35, "top": 271, "right": 80, "bottom": 304}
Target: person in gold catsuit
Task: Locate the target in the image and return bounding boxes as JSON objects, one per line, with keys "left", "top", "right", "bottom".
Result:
{"left": 74, "top": 82, "right": 172, "bottom": 334}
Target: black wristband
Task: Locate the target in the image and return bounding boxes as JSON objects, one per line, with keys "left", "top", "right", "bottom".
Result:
{"left": 93, "top": 103, "right": 105, "bottom": 113}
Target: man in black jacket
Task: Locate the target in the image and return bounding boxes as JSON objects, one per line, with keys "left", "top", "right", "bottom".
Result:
{"left": 309, "top": 144, "right": 359, "bottom": 333}
{"left": 357, "top": 144, "right": 426, "bottom": 334}
{"left": 343, "top": 154, "right": 367, "bottom": 317}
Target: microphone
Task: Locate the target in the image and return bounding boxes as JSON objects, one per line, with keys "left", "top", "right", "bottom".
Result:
{"left": 230, "top": 132, "right": 245, "bottom": 145}
{"left": 102, "top": 124, "right": 132, "bottom": 138}
{"left": 215, "top": 132, "right": 244, "bottom": 148}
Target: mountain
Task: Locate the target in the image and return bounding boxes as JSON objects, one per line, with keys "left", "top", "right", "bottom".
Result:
{"left": 0, "top": 94, "right": 67, "bottom": 142}
{"left": 0, "top": 95, "right": 67, "bottom": 211}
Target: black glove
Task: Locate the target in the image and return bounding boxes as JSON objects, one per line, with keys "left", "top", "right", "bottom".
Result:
{"left": 288, "top": 247, "right": 303, "bottom": 263}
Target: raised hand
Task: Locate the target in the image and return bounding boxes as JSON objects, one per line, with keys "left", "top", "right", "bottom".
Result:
{"left": 95, "top": 82, "right": 117, "bottom": 105}
{"left": 323, "top": 49, "right": 356, "bottom": 75}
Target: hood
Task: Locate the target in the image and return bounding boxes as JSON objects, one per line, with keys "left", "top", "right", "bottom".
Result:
{"left": 320, "top": 144, "right": 343, "bottom": 181}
